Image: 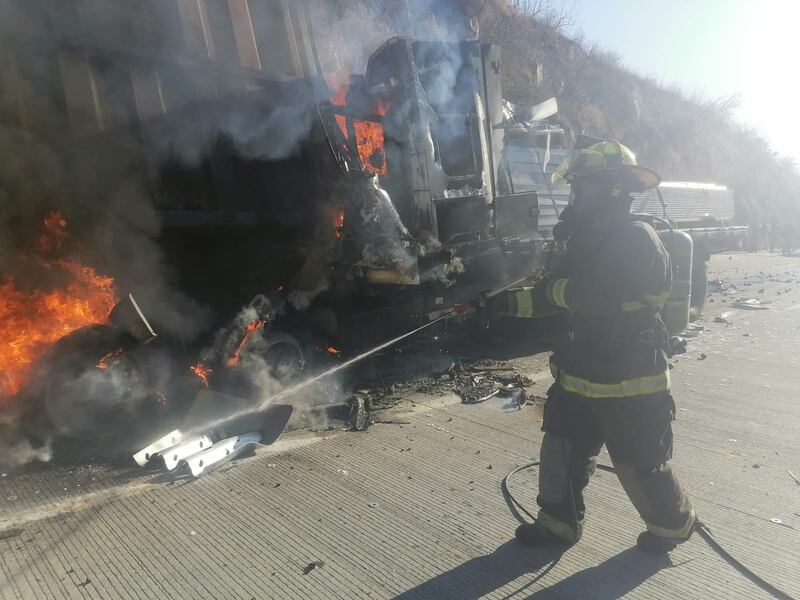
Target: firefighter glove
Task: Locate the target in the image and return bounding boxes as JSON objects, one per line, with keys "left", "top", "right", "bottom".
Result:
{"left": 481, "top": 291, "right": 510, "bottom": 320}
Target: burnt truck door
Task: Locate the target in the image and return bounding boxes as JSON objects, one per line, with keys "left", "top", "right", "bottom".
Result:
{"left": 363, "top": 38, "right": 490, "bottom": 246}
{"left": 357, "top": 37, "right": 538, "bottom": 248}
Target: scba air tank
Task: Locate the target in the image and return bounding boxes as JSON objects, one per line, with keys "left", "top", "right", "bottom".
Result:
{"left": 658, "top": 229, "right": 693, "bottom": 336}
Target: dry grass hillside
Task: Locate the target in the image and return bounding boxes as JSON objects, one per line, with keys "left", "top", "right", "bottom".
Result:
{"left": 328, "top": 0, "right": 800, "bottom": 228}
{"left": 473, "top": 0, "right": 798, "bottom": 229}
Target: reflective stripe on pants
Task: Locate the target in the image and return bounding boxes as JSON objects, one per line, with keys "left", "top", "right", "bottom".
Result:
{"left": 614, "top": 462, "right": 695, "bottom": 541}
{"left": 645, "top": 509, "right": 696, "bottom": 539}
{"left": 559, "top": 370, "right": 670, "bottom": 399}
{"left": 536, "top": 435, "right": 695, "bottom": 544}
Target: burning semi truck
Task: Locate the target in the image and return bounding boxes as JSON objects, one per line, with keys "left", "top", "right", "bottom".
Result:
{"left": 0, "top": 1, "right": 548, "bottom": 460}
{"left": 0, "top": 0, "right": 704, "bottom": 462}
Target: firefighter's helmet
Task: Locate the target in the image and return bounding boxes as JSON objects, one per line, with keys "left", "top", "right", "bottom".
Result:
{"left": 552, "top": 139, "right": 660, "bottom": 191}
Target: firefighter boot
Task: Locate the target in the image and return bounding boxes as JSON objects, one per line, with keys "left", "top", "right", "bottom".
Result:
{"left": 614, "top": 462, "right": 696, "bottom": 555}
{"left": 636, "top": 531, "right": 678, "bottom": 554}
{"left": 515, "top": 509, "right": 583, "bottom": 548}
{"left": 514, "top": 522, "right": 569, "bottom": 548}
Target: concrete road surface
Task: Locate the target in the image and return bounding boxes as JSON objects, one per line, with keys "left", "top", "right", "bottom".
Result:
{"left": 2, "top": 252, "right": 799, "bottom": 599}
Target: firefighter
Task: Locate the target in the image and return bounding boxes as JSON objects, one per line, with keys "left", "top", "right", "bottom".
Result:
{"left": 493, "top": 139, "right": 695, "bottom": 554}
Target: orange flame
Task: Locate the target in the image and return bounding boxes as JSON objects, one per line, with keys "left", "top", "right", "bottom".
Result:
{"left": 335, "top": 114, "right": 348, "bottom": 139}
{"left": 190, "top": 362, "right": 213, "bottom": 388}
{"left": 96, "top": 347, "right": 124, "bottom": 370}
{"left": 325, "top": 70, "right": 388, "bottom": 176}
{"left": 354, "top": 119, "right": 388, "bottom": 176}
{"left": 0, "top": 212, "right": 118, "bottom": 399}
{"left": 324, "top": 71, "right": 350, "bottom": 138}
{"left": 326, "top": 346, "right": 341, "bottom": 355}
{"left": 330, "top": 82, "right": 350, "bottom": 106}
{"left": 37, "top": 212, "right": 68, "bottom": 253}
{"left": 375, "top": 97, "right": 388, "bottom": 117}
{"left": 333, "top": 210, "right": 344, "bottom": 238}
{"left": 227, "top": 319, "right": 267, "bottom": 367}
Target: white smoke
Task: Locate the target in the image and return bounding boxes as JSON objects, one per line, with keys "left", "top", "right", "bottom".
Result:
{"left": 0, "top": 0, "right": 477, "bottom": 466}
{"left": 193, "top": 297, "right": 337, "bottom": 430}
{"left": 421, "top": 255, "right": 464, "bottom": 286}
{"left": 0, "top": 436, "right": 52, "bottom": 469}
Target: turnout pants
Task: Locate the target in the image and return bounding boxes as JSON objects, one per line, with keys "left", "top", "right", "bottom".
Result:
{"left": 535, "top": 385, "right": 695, "bottom": 543}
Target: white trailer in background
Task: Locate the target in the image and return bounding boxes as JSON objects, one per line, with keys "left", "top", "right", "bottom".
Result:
{"left": 632, "top": 182, "right": 749, "bottom": 312}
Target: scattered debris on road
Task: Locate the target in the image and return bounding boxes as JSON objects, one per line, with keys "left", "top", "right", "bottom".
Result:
{"left": 733, "top": 298, "right": 771, "bottom": 310}
{"left": 708, "top": 279, "right": 730, "bottom": 293}
{"left": 0, "top": 528, "right": 24, "bottom": 541}
{"left": 132, "top": 390, "right": 293, "bottom": 477}
{"left": 346, "top": 394, "right": 372, "bottom": 431}
{"left": 302, "top": 561, "right": 325, "bottom": 575}
{"left": 450, "top": 363, "right": 533, "bottom": 406}
{"left": 787, "top": 469, "right": 800, "bottom": 486}
{"left": 462, "top": 388, "right": 500, "bottom": 404}
{"left": 342, "top": 358, "right": 536, "bottom": 426}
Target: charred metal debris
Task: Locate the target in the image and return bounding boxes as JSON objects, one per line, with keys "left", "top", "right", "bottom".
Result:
{"left": 345, "top": 359, "right": 535, "bottom": 432}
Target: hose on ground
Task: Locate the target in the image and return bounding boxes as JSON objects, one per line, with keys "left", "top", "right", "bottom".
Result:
{"left": 502, "top": 462, "right": 797, "bottom": 600}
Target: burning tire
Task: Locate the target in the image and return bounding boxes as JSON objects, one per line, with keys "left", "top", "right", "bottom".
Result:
{"left": 36, "top": 326, "right": 159, "bottom": 446}
{"left": 260, "top": 332, "right": 306, "bottom": 383}
{"left": 212, "top": 328, "right": 308, "bottom": 400}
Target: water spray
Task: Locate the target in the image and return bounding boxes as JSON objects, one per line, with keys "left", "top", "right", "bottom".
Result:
{"left": 186, "top": 273, "right": 536, "bottom": 436}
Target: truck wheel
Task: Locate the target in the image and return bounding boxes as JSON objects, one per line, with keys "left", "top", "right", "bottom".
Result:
{"left": 262, "top": 332, "right": 306, "bottom": 383}
{"left": 690, "top": 259, "right": 708, "bottom": 320}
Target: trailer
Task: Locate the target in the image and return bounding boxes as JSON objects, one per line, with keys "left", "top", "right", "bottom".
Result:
{"left": 631, "top": 182, "right": 748, "bottom": 313}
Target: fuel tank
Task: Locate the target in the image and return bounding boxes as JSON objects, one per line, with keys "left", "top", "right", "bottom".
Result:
{"left": 659, "top": 229, "right": 693, "bottom": 335}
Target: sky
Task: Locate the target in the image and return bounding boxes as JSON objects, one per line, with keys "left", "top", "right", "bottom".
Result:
{"left": 560, "top": 0, "right": 798, "bottom": 165}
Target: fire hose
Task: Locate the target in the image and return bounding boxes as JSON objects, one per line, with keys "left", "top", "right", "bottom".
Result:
{"left": 277, "top": 287, "right": 796, "bottom": 599}
{"left": 307, "top": 285, "right": 794, "bottom": 599}
{"left": 500, "top": 359, "right": 795, "bottom": 600}
{"left": 251, "top": 271, "right": 796, "bottom": 599}
{"left": 502, "top": 462, "right": 797, "bottom": 600}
